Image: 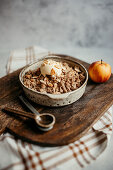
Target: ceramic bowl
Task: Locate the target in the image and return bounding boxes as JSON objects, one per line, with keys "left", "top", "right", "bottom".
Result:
{"left": 19, "top": 54, "right": 88, "bottom": 107}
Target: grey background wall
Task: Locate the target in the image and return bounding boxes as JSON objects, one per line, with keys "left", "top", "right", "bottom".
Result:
{"left": 0, "top": 0, "right": 113, "bottom": 51}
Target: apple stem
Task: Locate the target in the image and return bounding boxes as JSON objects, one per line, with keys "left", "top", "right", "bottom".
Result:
{"left": 101, "top": 59, "right": 102, "bottom": 64}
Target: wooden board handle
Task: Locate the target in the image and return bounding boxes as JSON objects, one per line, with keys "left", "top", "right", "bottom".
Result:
{"left": 0, "top": 125, "right": 7, "bottom": 135}
{"left": 3, "top": 107, "right": 35, "bottom": 119}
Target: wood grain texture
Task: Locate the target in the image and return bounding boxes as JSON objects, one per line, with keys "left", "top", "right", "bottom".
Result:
{"left": 0, "top": 57, "right": 113, "bottom": 146}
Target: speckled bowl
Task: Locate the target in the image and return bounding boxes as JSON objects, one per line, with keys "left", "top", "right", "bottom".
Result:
{"left": 19, "top": 54, "right": 88, "bottom": 107}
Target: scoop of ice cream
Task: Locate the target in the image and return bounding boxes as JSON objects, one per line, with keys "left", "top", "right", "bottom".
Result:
{"left": 40, "top": 59, "right": 64, "bottom": 77}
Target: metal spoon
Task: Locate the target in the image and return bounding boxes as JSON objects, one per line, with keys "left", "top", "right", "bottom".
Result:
{"left": 3, "top": 95, "right": 55, "bottom": 131}
{"left": 3, "top": 106, "right": 55, "bottom": 131}
{"left": 18, "top": 95, "right": 55, "bottom": 131}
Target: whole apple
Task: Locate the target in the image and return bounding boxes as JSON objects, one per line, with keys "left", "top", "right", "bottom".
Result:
{"left": 88, "top": 60, "right": 111, "bottom": 83}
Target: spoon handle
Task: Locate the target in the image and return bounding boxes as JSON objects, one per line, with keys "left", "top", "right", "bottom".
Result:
{"left": 19, "top": 95, "right": 40, "bottom": 115}
{"left": 3, "top": 107, "right": 35, "bottom": 119}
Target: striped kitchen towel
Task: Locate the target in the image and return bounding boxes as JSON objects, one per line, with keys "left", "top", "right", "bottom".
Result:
{"left": 0, "top": 46, "right": 112, "bottom": 170}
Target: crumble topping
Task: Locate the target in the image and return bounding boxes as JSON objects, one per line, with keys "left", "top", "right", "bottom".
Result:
{"left": 23, "top": 60, "right": 85, "bottom": 94}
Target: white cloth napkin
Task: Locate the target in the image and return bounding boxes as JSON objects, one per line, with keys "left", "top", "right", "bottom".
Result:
{"left": 0, "top": 46, "right": 112, "bottom": 170}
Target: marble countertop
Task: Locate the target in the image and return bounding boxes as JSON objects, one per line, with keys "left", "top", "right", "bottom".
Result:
{"left": 0, "top": 0, "right": 113, "bottom": 169}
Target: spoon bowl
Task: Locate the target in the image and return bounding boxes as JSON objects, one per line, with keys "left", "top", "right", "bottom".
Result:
{"left": 35, "top": 113, "right": 55, "bottom": 128}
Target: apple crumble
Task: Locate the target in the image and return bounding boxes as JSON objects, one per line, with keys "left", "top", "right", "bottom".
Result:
{"left": 23, "top": 59, "right": 85, "bottom": 94}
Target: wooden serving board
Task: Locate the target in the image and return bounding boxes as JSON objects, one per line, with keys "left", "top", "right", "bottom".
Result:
{"left": 0, "top": 57, "right": 113, "bottom": 146}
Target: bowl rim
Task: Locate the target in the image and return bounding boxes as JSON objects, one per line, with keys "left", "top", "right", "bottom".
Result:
{"left": 19, "top": 54, "right": 88, "bottom": 99}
